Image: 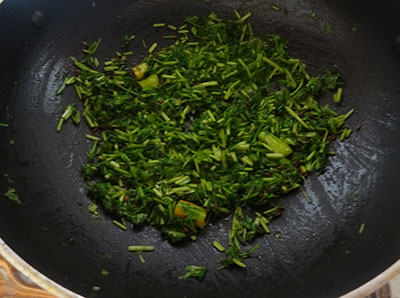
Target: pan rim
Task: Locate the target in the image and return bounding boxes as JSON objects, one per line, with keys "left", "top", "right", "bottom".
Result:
{"left": 341, "top": 259, "right": 400, "bottom": 298}
{"left": 0, "top": 237, "right": 82, "bottom": 298}
{"left": 0, "top": 235, "right": 399, "bottom": 297}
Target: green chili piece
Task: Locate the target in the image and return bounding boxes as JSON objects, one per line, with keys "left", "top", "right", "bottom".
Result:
{"left": 138, "top": 74, "right": 160, "bottom": 89}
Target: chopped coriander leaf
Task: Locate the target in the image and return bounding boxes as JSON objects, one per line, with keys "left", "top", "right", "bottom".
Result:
{"left": 309, "top": 12, "right": 320, "bottom": 20}
{"left": 300, "top": 187, "right": 312, "bottom": 203}
{"left": 325, "top": 21, "right": 333, "bottom": 34}
{"left": 101, "top": 269, "right": 109, "bottom": 275}
{"left": 148, "top": 42, "right": 158, "bottom": 54}
{"left": 121, "top": 35, "right": 135, "bottom": 48}
{"left": 271, "top": 4, "right": 281, "bottom": 11}
{"left": 128, "top": 246, "right": 154, "bottom": 263}
{"left": 137, "top": 252, "right": 146, "bottom": 263}
{"left": 217, "top": 207, "right": 267, "bottom": 270}
{"left": 213, "top": 240, "right": 225, "bottom": 252}
{"left": 153, "top": 23, "right": 166, "bottom": 28}
{"left": 113, "top": 220, "right": 127, "bottom": 230}
{"left": 359, "top": 223, "right": 365, "bottom": 234}
{"left": 88, "top": 203, "right": 100, "bottom": 218}
{"left": 5, "top": 187, "right": 21, "bottom": 205}
{"left": 128, "top": 245, "right": 155, "bottom": 252}
{"left": 179, "top": 265, "right": 207, "bottom": 280}
{"left": 333, "top": 87, "right": 343, "bottom": 103}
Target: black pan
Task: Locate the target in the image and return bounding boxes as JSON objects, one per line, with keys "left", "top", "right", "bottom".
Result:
{"left": 0, "top": 0, "right": 399, "bottom": 297}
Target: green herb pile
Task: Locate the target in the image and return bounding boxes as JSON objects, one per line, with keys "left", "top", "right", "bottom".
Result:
{"left": 57, "top": 12, "right": 352, "bottom": 268}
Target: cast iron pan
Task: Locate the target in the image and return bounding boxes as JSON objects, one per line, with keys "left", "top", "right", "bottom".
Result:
{"left": 0, "top": 0, "right": 399, "bottom": 297}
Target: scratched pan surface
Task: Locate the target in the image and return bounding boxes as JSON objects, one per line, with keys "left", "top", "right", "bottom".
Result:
{"left": 0, "top": 0, "right": 399, "bottom": 297}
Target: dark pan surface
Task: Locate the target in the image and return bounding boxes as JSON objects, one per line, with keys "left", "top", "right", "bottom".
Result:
{"left": 0, "top": 0, "right": 399, "bottom": 297}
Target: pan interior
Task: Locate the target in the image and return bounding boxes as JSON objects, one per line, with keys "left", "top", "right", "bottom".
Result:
{"left": 0, "top": 0, "right": 399, "bottom": 297}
